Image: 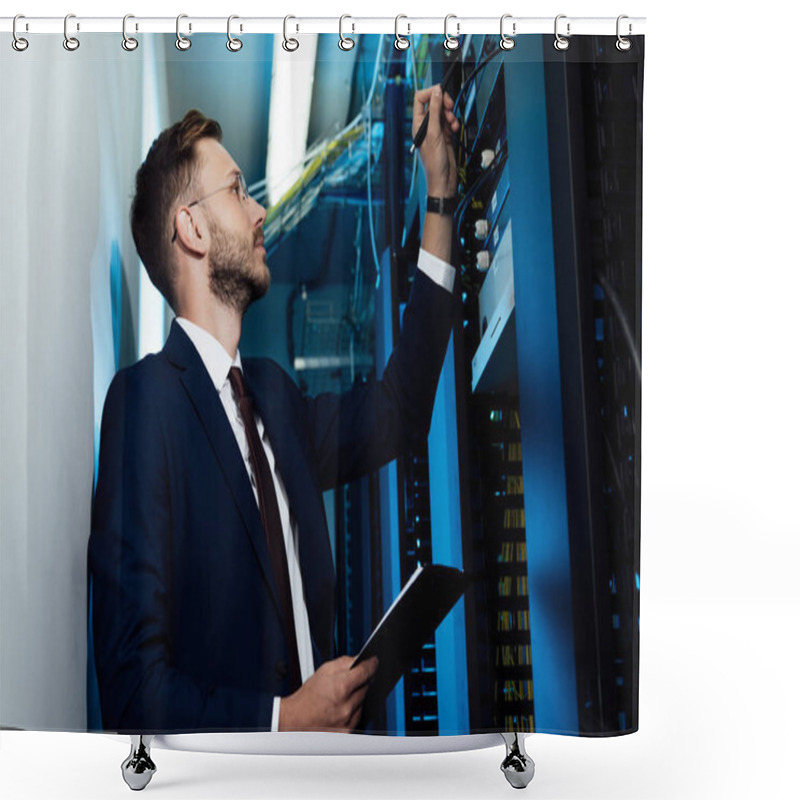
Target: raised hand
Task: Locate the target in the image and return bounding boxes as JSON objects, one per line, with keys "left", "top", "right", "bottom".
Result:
{"left": 413, "top": 84, "right": 460, "bottom": 199}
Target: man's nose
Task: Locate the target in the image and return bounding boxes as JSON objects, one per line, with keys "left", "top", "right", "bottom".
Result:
{"left": 251, "top": 197, "right": 267, "bottom": 227}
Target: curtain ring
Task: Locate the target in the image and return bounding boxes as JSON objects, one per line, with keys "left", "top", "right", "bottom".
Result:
{"left": 554, "top": 14, "right": 570, "bottom": 51}
{"left": 283, "top": 15, "right": 299, "bottom": 52}
{"left": 339, "top": 14, "right": 355, "bottom": 51}
{"left": 176, "top": 14, "right": 191, "bottom": 50}
{"left": 394, "top": 15, "right": 410, "bottom": 51}
{"left": 122, "top": 14, "right": 138, "bottom": 51}
{"left": 63, "top": 13, "right": 80, "bottom": 51}
{"left": 499, "top": 14, "right": 515, "bottom": 51}
{"left": 227, "top": 15, "right": 242, "bottom": 51}
{"left": 444, "top": 14, "right": 460, "bottom": 51}
{"left": 12, "top": 15, "right": 29, "bottom": 52}
{"left": 616, "top": 15, "right": 632, "bottom": 51}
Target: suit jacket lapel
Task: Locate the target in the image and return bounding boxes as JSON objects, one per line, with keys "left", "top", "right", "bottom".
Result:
{"left": 163, "top": 322, "right": 286, "bottom": 633}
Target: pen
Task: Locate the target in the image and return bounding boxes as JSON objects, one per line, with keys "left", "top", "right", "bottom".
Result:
{"left": 410, "top": 114, "right": 429, "bottom": 154}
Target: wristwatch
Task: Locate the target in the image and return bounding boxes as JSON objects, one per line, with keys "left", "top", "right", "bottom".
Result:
{"left": 427, "top": 195, "right": 458, "bottom": 216}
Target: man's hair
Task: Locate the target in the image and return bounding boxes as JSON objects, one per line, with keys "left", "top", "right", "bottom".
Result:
{"left": 130, "top": 109, "right": 222, "bottom": 309}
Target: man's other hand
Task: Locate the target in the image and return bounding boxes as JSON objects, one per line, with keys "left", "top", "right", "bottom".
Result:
{"left": 278, "top": 655, "right": 379, "bottom": 732}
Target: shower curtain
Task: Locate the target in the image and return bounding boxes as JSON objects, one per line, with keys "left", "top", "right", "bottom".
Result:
{"left": 0, "top": 24, "right": 643, "bottom": 739}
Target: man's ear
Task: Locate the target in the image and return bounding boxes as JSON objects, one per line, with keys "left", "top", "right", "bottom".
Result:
{"left": 174, "top": 206, "right": 207, "bottom": 257}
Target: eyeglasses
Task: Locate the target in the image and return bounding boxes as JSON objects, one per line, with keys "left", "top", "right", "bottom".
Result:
{"left": 171, "top": 172, "right": 251, "bottom": 243}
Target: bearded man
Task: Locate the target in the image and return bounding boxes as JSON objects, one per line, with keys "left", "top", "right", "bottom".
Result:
{"left": 88, "top": 84, "right": 460, "bottom": 734}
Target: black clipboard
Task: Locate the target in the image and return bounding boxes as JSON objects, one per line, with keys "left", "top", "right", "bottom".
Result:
{"left": 351, "top": 563, "right": 467, "bottom": 730}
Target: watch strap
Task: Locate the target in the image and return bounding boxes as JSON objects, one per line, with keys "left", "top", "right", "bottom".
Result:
{"left": 427, "top": 195, "right": 458, "bottom": 215}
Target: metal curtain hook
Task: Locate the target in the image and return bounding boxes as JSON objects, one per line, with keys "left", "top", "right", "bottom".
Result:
{"left": 444, "top": 14, "right": 460, "bottom": 51}
{"left": 616, "top": 14, "right": 632, "bottom": 51}
{"left": 283, "top": 15, "right": 299, "bottom": 52}
{"left": 499, "top": 14, "right": 516, "bottom": 51}
{"left": 176, "top": 14, "right": 191, "bottom": 50}
{"left": 394, "top": 15, "right": 410, "bottom": 51}
{"left": 122, "top": 14, "right": 138, "bottom": 51}
{"left": 63, "top": 13, "right": 80, "bottom": 51}
{"left": 12, "top": 14, "right": 29, "bottom": 52}
{"left": 554, "top": 14, "right": 570, "bottom": 51}
{"left": 227, "top": 15, "right": 242, "bottom": 51}
{"left": 339, "top": 15, "right": 355, "bottom": 51}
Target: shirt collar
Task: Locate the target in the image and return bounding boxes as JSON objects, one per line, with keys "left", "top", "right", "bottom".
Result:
{"left": 175, "top": 317, "right": 242, "bottom": 393}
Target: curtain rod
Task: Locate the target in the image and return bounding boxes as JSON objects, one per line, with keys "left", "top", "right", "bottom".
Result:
{"left": 0, "top": 15, "right": 646, "bottom": 37}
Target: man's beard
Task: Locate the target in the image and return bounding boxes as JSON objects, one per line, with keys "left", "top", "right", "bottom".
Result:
{"left": 207, "top": 216, "right": 270, "bottom": 315}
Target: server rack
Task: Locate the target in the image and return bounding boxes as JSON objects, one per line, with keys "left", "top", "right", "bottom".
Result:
{"left": 393, "top": 33, "right": 641, "bottom": 735}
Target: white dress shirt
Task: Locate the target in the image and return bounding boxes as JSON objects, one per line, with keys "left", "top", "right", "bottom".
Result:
{"left": 176, "top": 248, "right": 454, "bottom": 730}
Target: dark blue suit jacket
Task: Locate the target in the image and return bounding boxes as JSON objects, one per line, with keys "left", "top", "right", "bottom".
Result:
{"left": 88, "top": 269, "right": 453, "bottom": 733}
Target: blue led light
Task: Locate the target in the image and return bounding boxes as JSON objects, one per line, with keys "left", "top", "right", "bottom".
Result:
{"left": 595, "top": 318, "right": 604, "bottom": 341}
{"left": 635, "top": 572, "right": 640, "bottom": 590}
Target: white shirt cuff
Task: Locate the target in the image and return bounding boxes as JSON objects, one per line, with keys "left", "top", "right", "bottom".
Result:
{"left": 417, "top": 248, "right": 455, "bottom": 294}
{"left": 271, "top": 696, "right": 281, "bottom": 731}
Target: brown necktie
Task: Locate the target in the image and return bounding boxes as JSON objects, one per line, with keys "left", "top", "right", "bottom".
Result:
{"left": 228, "top": 366, "right": 301, "bottom": 693}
